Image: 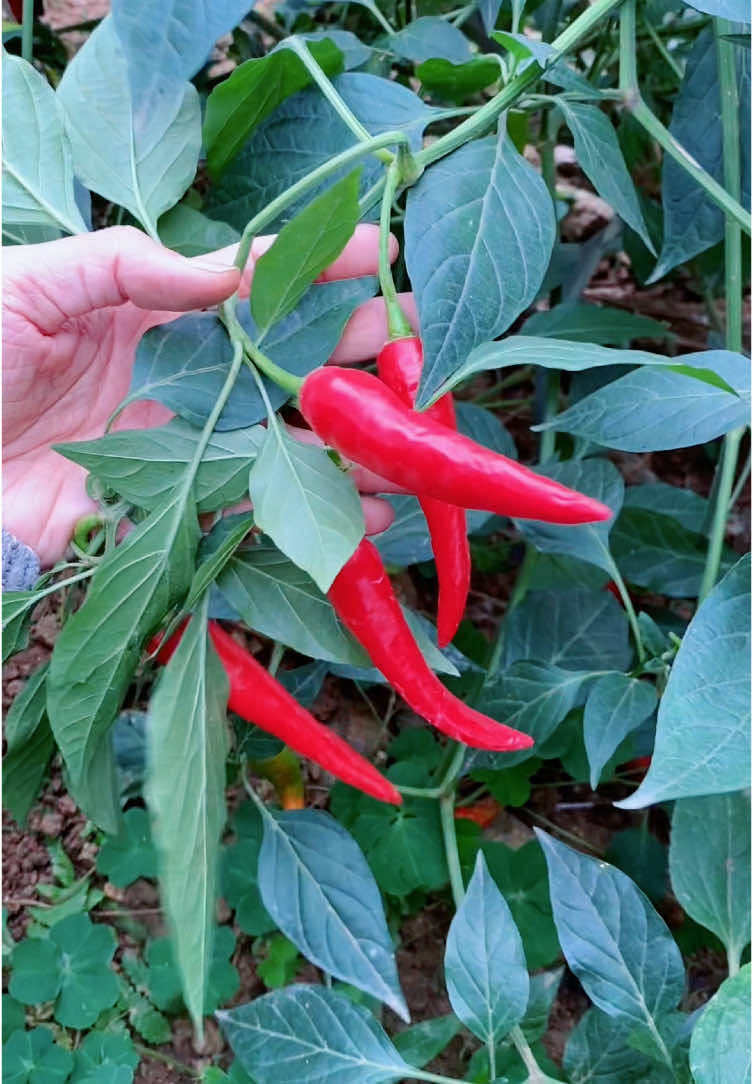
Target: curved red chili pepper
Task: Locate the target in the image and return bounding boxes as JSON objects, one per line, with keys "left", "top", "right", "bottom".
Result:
{"left": 328, "top": 539, "right": 533, "bottom": 752}
{"left": 300, "top": 366, "right": 612, "bottom": 525}
{"left": 377, "top": 338, "right": 471, "bottom": 648}
{"left": 152, "top": 621, "right": 401, "bottom": 805}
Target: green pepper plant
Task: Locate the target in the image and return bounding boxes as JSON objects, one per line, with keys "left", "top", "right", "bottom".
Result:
{"left": 2, "top": 0, "right": 750, "bottom": 1080}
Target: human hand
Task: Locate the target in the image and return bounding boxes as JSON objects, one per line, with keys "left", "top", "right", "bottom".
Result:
{"left": 2, "top": 225, "right": 416, "bottom": 565}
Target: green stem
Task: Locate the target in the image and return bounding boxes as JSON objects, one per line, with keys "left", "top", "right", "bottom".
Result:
{"left": 220, "top": 302, "right": 303, "bottom": 398}
{"left": 232, "top": 130, "right": 409, "bottom": 274}
{"left": 727, "top": 448, "right": 750, "bottom": 511}
{"left": 607, "top": 559, "right": 646, "bottom": 663}
{"left": 510, "top": 1026, "right": 563, "bottom": 1082}
{"left": 619, "top": 0, "right": 750, "bottom": 235}
{"left": 267, "top": 641, "right": 285, "bottom": 678}
{"left": 3, "top": 567, "right": 95, "bottom": 617}
{"left": 698, "top": 427, "right": 744, "bottom": 601}
{"left": 285, "top": 36, "right": 393, "bottom": 163}
{"left": 22, "top": 0, "right": 34, "bottom": 62}
{"left": 644, "top": 18, "right": 684, "bottom": 81}
{"left": 188, "top": 343, "right": 245, "bottom": 474}
{"left": 439, "top": 791, "right": 465, "bottom": 909}
{"left": 379, "top": 162, "right": 414, "bottom": 339}
{"left": 415, "top": 0, "right": 624, "bottom": 168}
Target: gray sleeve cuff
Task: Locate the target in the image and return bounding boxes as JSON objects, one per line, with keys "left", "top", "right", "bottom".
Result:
{"left": 2, "top": 529, "right": 41, "bottom": 591}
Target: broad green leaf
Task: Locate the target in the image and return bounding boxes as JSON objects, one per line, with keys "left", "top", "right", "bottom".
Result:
{"left": 9, "top": 937, "right": 61, "bottom": 1004}
{"left": 206, "top": 74, "right": 438, "bottom": 231}
{"left": 145, "top": 594, "right": 229, "bottom": 1036}
{"left": 251, "top": 168, "right": 361, "bottom": 332}
{"left": 204, "top": 38, "right": 344, "bottom": 177}
{"left": 221, "top": 833, "right": 276, "bottom": 937}
{"left": 47, "top": 492, "right": 198, "bottom": 826}
{"left": 55, "top": 420, "right": 265, "bottom": 513}
{"left": 652, "top": 28, "right": 750, "bottom": 280}
{"left": 501, "top": 588, "right": 631, "bottom": 673}
{"left": 57, "top": 17, "right": 201, "bottom": 235}
{"left": 583, "top": 674, "right": 657, "bottom": 789}
{"left": 618, "top": 555, "right": 751, "bottom": 807}
{"left": 611, "top": 507, "right": 735, "bottom": 597}
{"left": 669, "top": 792, "right": 751, "bottom": 969}
{"left": 622, "top": 482, "right": 709, "bottom": 534}
{"left": 69, "top": 1030, "right": 139, "bottom": 1084}
{"left": 249, "top": 427, "right": 364, "bottom": 593}
{"left": 374, "top": 495, "right": 434, "bottom": 567}
{"left": 479, "top": 0, "right": 504, "bottom": 32}
{"left": 392, "top": 1015, "right": 461, "bottom": 1068}
{"left": 215, "top": 545, "right": 368, "bottom": 666}
{"left": 431, "top": 337, "right": 741, "bottom": 400}
{"left": 520, "top": 302, "right": 671, "bottom": 345}
{"left": 445, "top": 851, "right": 529, "bottom": 1043}
{"left": 605, "top": 829, "right": 669, "bottom": 905}
{"left": 387, "top": 16, "right": 473, "bottom": 63}
{"left": 96, "top": 807, "right": 158, "bottom": 887}
{"left": 2, "top": 1027, "right": 73, "bottom": 1084}
{"left": 689, "top": 966, "right": 751, "bottom": 1084}
{"left": 257, "top": 808, "right": 408, "bottom": 1019}
{"left": 2, "top": 994, "right": 25, "bottom": 1043}
{"left": 298, "top": 30, "right": 371, "bottom": 69}
{"left": 492, "top": 30, "right": 556, "bottom": 66}
{"left": 537, "top": 832, "right": 685, "bottom": 1035}
{"left": 3, "top": 589, "right": 44, "bottom": 662}
{"left": 2, "top": 663, "right": 53, "bottom": 825}
{"left": 516, "top": 459, "right": 624, "bottom": 576}
{"left": 405, "top": 128, "right": 555, "bottom": 408}
{"left": 2, "top": 56, "right": 88, "bottom": 235}
{"left": 541, "top": 352, "right": 750, "bottom": 452}
{"left": 143, "top": 927, "right": 239, "bottom": 1015}
{"left": 158, "top": 203, "right": 240, "bottom": 256}
{"left": 218, "top": 986, "right": 409, "bottom": 1084}
{"left": 473, "top": 662, "right": 591, "bottom": 768}
{"left": 417, "top": 56, "right": 500, "bottom": 102}
{"left": 682, "top": 0, "right": 750, "bottom": 18}
{"left": 183, "top": 514, "right": 255, "bottom": 615}
{"left": 558, "top": 101, "right": 654, "bottom": 252}
{"left": 563, "top": 1008, "right": 662, "bottom": 1083}
{"left": 124, "top": 278, "right": 376, "bottom": 430}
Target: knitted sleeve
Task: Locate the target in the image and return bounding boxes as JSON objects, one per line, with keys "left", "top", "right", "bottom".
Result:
{"left": 2, "top": 529, "right": 41, "bottom": 591}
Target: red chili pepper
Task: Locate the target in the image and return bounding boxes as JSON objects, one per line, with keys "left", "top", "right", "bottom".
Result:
{"left": 377, "top": 338, "right": 471, "bottom": 648}
{"left": 328, "top": 539, "right": 533, "bottom": 752}
{"left": 300, "top": 366, "right": 612, "bottom": 525}
{"left": 152, "top": 621, "right": 401, "bottom": 806}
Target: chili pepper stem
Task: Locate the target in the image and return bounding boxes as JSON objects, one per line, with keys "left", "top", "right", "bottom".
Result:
{"left": 378, "top": 160, "right": 414, "bottom": 341}
{"left": 439, "top": 790, "right": 465, "bottom": 910}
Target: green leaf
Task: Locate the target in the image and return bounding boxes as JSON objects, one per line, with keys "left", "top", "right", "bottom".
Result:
{"left": 689, "top": 965, "right": 751, "bottom": 1084}
{"left": 158, "top": 203, "right": 240, "bottom": 256}
{"left": 618, "top": 555, "right": 751, "bottom": 807}
{"left": 501, "top": 588, "right": 631, "bottom": 673}
{"left": 256, "top": 934, "right": 300, "bottom": 989}
{"left": 669, "top": 792, "right": 751, "bottom": 969}
{"left": 250, "top": 168, "right": 362, "bottom": 333}
{"left": 417, "top": 57, "right": 500, "bottom": 102}
{"left": 2, "top": 1027, "right": 73, "bottom": 1084}
{"left": 9, "top": 936, "right": 61, "bottom": 1005}
{"left": 144, "top": 926, "right": 239, "bottom": 1014}
{"left": 2, "top": 55, "right": 88, "bottom": 235}
{"left": 221, "top": 833, "right": 276, "bottom": 937}
{"left": 471, "top": 760, "right": 540, "bottom": 808}
{"left": 329, "top": 783, "right": 447, "bottom": 897}
{"left": 249, "top": 427, "right": 364, "bottom": 594}
{"left": 257, "top": 807, "right": 408, "bottom": 1019}
{"left": 96, "top": 807, "right": 158, "bottom": 887}
{"left": 583, "top": 674, "right": 657, "bottom": 789}
{"left": 145, "top": 594, "right": 228, "bottom": 1035}
{"left": 47, "top": 493, "right": 198, "bottom": 827}
{"left": 184, "top": 514, "right": 255, "bottom": 615}
{"left": 605, "top": 829, "right": 669, "bottom": 905}
{"left": 69, "top": 1031, "right": 139, "bottom": 1084}
{"left": 536, "top": 831, "right": 684, "bottom": 1036}
{"left": 392, "top": 1015, "right": 461, "bottom": 1068}
{"left": 558, "top": 101, "right": 654, "bottom": 252}
{"left": 520, "top": 302, "right": 671, "bottom": 345}
{"left": 218, "top": 986, "right": 410, "bottom": 1084}
{"left": 405, "top": 127, "right": 555, "bottom": 409}
{"left": 652, "top": 27, "right": 750, "bottom": 280}
{"left": 2, "top": 590, "right": 44, "bottom": 662}
{"left": 57, "top": 17, "right": 200, "bottom": 235}
{"left": 458, "top": 839, "right": 562, "bottom": 971}
{"left": 541, "top": 352, "right": 749, "bottom": 452}
{"left": 55, "top": 420, "right": 265, "bottom": 514}
{"left": 563, "top": 1008, "right": 661, "bottom": 1083}
{"left": 3, "top": 664, "right": 54, "bottom": 825}
{"left": 2, "top": 995, "right": 25, "bottom": 1042}
{"left": 516, "top": 459, "right": 624, "bottom": 575}
{"left": 387, "top": 16, "right": 473, "bottom": 63}
{"left": 205, "top": 74, "right": 438, "bottom": 232}
{"left": 204, "top": 38, "right": 344, "bottom": 178}
{"left": 215, "top": 545, "right": 366, "bottom": 665}
{"left": 622, "top": 482, "right": 709, "bottom": 535}
{"left": 445, "top": 851, "right": 528, "bottom": 1044}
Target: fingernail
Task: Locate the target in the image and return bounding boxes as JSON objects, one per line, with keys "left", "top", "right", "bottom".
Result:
{"left": 192, "top": 256, "right": 239, "bottom": 274}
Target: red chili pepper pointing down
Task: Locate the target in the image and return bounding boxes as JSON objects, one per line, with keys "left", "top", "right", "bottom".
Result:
{"left": 377, "top": 337, "right": 471, "bottom": 648}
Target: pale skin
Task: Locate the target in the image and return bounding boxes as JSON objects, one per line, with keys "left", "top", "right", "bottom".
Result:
{"left": 2, "top": 224, "right": 417, "bottom": 566}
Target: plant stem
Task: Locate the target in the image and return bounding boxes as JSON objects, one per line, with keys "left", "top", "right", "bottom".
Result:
{"left": 698, "top": 427, "right": 744, "bottom": 601}
{"left": 22, "top": 0, "right": 34, "bottom": 61}
{"left": 267, "top": 641, "right": 285, "bottom": 678}
{"left": 379, "top": 161, "right": 413, "bottom": 339}
{"left": 439, "top": 791, "right": 465, "bottom": 909}
{"left": 232, "top": 130, "right": 409, "bottom": 274}
{"left": 619, "top": 0, "right": 750, "bottom": 234}
{"left": 220, "top": 302, "right": 303, "bottom": 397}
{"left": 510, "top": 1026, "right": 563, "bottom": 1082}
{"left": 606, "top": 559, "right": 646, "bottom": 663}
{"left": 4, "top": 567, "right": 95, "bottom": 615}
{"left": 727, "top": 448, "right": 750, "bottom": 511}
{"left": 643, "top": 18, "right": 684, "bottom": 81}
{"left": 415, "top": 0, "right": 624, "bottom": 168}
{"left": 285, "top": 36, "right": 393, "bottom": 163}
